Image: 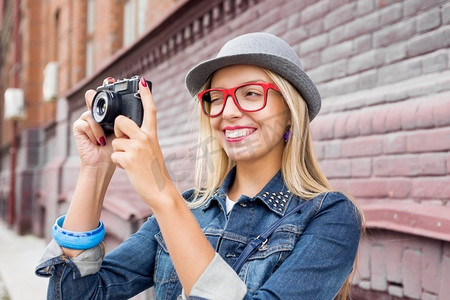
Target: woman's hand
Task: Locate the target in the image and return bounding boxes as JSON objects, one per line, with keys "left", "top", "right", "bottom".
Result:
{"left": 62, "top": 78, "right": 118, "bottom": 258}
{"left": 73, "top": 79, "right": 115, "bottom": 171}
{"left": 111, "top": 78, "right": 216, "bottom": 295}
{"left": 110, "top": 77, "right": 174, "bottom": 208}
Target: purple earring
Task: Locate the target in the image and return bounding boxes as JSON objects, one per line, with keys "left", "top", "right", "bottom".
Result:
{"left": 284, "top": 130, "right": 290, "bottom": 142}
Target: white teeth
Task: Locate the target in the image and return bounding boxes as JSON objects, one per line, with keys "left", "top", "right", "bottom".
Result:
{"left": 225, "top": 129, "right": 253, "bottom": 138}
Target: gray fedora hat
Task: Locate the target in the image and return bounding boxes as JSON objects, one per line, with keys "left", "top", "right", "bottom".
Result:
{"left": 185, "top": 32, "right": 321, "bottom": 121}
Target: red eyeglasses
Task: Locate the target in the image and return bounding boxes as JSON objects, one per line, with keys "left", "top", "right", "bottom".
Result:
{"left": 198, "top": 82, "right": 281, "bottom": 117}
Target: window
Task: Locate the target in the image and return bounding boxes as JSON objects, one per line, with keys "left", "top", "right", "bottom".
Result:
{"left": 86, "top": 0, "right": 95, "bottom": 76}
{"left": 123, "top": 0, "right": 147, "bottom": 46}
{"left": 86, "top": 40, "right": 94, "bottom": 77}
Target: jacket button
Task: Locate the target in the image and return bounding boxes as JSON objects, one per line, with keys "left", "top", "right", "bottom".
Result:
{"left": 239, "top": 202, "right": 247, "bottom": 207}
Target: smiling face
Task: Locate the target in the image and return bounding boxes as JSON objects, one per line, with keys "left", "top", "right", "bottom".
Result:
{"left": 208, "top": 65, "right": 290, "bottom": 167}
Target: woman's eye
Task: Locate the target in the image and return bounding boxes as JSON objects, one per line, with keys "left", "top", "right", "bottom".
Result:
{"left": 210, "top": 96, "right": 223, "bottom": 103}
{"left": 246, "top": 91, "right": 261, "bottom": 96}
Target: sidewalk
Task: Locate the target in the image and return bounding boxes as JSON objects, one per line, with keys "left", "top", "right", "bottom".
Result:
{"left": 0, "top": 221, "right": 48, "bottom": 300}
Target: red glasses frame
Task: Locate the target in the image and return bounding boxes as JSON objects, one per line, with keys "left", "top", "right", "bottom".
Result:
{"left": 197, "top": 82, "right": 281, "bottom": 118}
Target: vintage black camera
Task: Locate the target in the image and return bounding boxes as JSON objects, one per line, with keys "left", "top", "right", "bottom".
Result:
{"left": 91, "top": 76, "right": 152, "bottom": 133}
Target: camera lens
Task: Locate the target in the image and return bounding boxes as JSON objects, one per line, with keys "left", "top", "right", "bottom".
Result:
{"left": 91, "top": 90, "right": 122, "bottom": 129}
{"left": 95, "top": 98, "right": 107, "bottom": 116}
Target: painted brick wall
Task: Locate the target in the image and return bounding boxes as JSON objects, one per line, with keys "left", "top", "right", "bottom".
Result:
{"left": 59, "top": 0, "right": 450, "bottom": 298}
{"left": 354, "top": 229, "right": 450, "bottom": 299}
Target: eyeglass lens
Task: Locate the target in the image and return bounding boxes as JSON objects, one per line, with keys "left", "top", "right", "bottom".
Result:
{"left": 202, "top": 84, "right": 266, "bottom": 116}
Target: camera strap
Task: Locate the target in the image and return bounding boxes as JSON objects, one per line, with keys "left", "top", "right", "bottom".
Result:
{"left": 232, "top": 202, "right": 304, "bottom": 273}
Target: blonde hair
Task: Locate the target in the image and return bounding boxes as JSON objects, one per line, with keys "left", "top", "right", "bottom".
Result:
{"left": 190, "top": 68, "right": 364, "bottom": 299}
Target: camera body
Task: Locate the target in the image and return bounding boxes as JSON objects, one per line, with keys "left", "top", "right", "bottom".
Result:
{"left": 91, "top": 76, "right": 152, "bottom": 133}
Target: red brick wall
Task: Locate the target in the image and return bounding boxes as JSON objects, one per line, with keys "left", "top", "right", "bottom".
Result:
{"left": 0, "top": 0, "right": 187, "bottom": 140}
{"left": 146, "top": 0, "right": 187, "bottom": 29}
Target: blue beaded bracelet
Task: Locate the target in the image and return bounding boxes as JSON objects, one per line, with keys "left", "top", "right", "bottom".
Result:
{"left": 52, "top": 215, "right": 105, "bottom": 250}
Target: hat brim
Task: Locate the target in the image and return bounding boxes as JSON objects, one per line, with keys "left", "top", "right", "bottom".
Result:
{"left": 185, "top": 53, "right": 321, "bottom": 121}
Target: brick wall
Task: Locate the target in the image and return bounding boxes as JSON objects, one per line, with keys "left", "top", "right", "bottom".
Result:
{"left": 0, "top": 0, "right": 187, "bottom": 143}
{"left": 146, "top": 0, "right": 187, "bottom": 29}
{"left": 64, "top": 0, "right": 450, "bottom": 297}
{"left": 355, "top": 229, "right": 450, "bottom": 299}
{"left": 0, "top": 0, "right": 188, "bottom": 234}
{"left": 52, "top": 0, "right": 450, "bottom": 298}
{"left": 296, "top": 1, "right": 450, "bottom": 298}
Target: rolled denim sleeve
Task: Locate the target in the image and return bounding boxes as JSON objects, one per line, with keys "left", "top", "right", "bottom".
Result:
{"left": 179, "top": 252, "right": 247, "bottom": 300}
{"left": 35, "top": 239, "right": 105, "bottom": 279}
{"left": 35, "top": 217, "right": 159, "bottom": 299}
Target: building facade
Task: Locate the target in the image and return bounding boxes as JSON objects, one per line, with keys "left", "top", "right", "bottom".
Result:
{"left": 0, "top": 0, "right": 449, "bottom": 298}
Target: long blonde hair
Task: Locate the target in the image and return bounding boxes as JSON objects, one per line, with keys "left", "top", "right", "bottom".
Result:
{"left": 190, "top": 68, "right": 363, "bottom": 299}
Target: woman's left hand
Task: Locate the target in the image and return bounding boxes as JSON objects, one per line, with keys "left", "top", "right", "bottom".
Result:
{"left": 112, "top": 78, "right": 216, "bottom": 295}
{"left": 111, "top": 77, "right": 173, "bottom": 207}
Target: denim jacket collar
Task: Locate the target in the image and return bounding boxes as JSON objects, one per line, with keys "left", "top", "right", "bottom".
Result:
{"left": 203, "top": 167, "right": 293, "bottom": 217}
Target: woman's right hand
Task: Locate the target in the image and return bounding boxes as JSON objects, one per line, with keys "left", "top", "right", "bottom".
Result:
{"left": 73, "top": 80, "right": 115, "bottom": 170}
{"left": 61, "top": 79, "right": 118, "bottom": 258}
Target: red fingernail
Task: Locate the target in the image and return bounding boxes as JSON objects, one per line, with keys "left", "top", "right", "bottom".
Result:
{"left": 99, "top": 136, "right": 106, "bottom": 146}
{"left": 140, "top": 77, "right": 147, "bottom": 87}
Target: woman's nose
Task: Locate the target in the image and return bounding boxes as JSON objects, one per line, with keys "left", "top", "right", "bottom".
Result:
{"left": 221, "top": 96, "right": 243, "bottom": 119}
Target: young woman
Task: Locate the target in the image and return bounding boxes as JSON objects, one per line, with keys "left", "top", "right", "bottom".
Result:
{"left": 36, "top": 32, "right": 363, "bottom": 299}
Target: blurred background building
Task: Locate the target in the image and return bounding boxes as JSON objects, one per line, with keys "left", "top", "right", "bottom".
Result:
{"left": 0, "top": 0, "right": 449, "bottom": 299}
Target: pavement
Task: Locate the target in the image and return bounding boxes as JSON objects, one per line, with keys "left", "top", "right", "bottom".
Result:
{"left": 0, "top": 221, "right": 48, "bottom": 300}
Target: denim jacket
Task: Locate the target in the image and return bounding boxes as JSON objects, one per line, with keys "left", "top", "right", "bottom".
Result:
{"left": 36, "top": 168, "right": 361, "bottom": 299}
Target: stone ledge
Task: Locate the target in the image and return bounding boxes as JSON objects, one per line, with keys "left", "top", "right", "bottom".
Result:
{"left": 362, "top": 202, "right": 450, "bottom": 242}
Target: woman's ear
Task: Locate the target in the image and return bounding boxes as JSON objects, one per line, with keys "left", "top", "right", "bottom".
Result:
{"left": 286, "top": 108, "right": 292, "bottom": 127}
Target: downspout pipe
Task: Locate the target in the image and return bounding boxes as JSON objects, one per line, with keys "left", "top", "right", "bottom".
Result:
{"left": 8, "top": 0, "right": 20, "bottom": 227}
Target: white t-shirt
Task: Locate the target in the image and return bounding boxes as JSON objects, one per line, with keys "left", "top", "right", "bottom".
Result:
{"left": 226, "top": 195, "right": 236, "bottom": 214}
